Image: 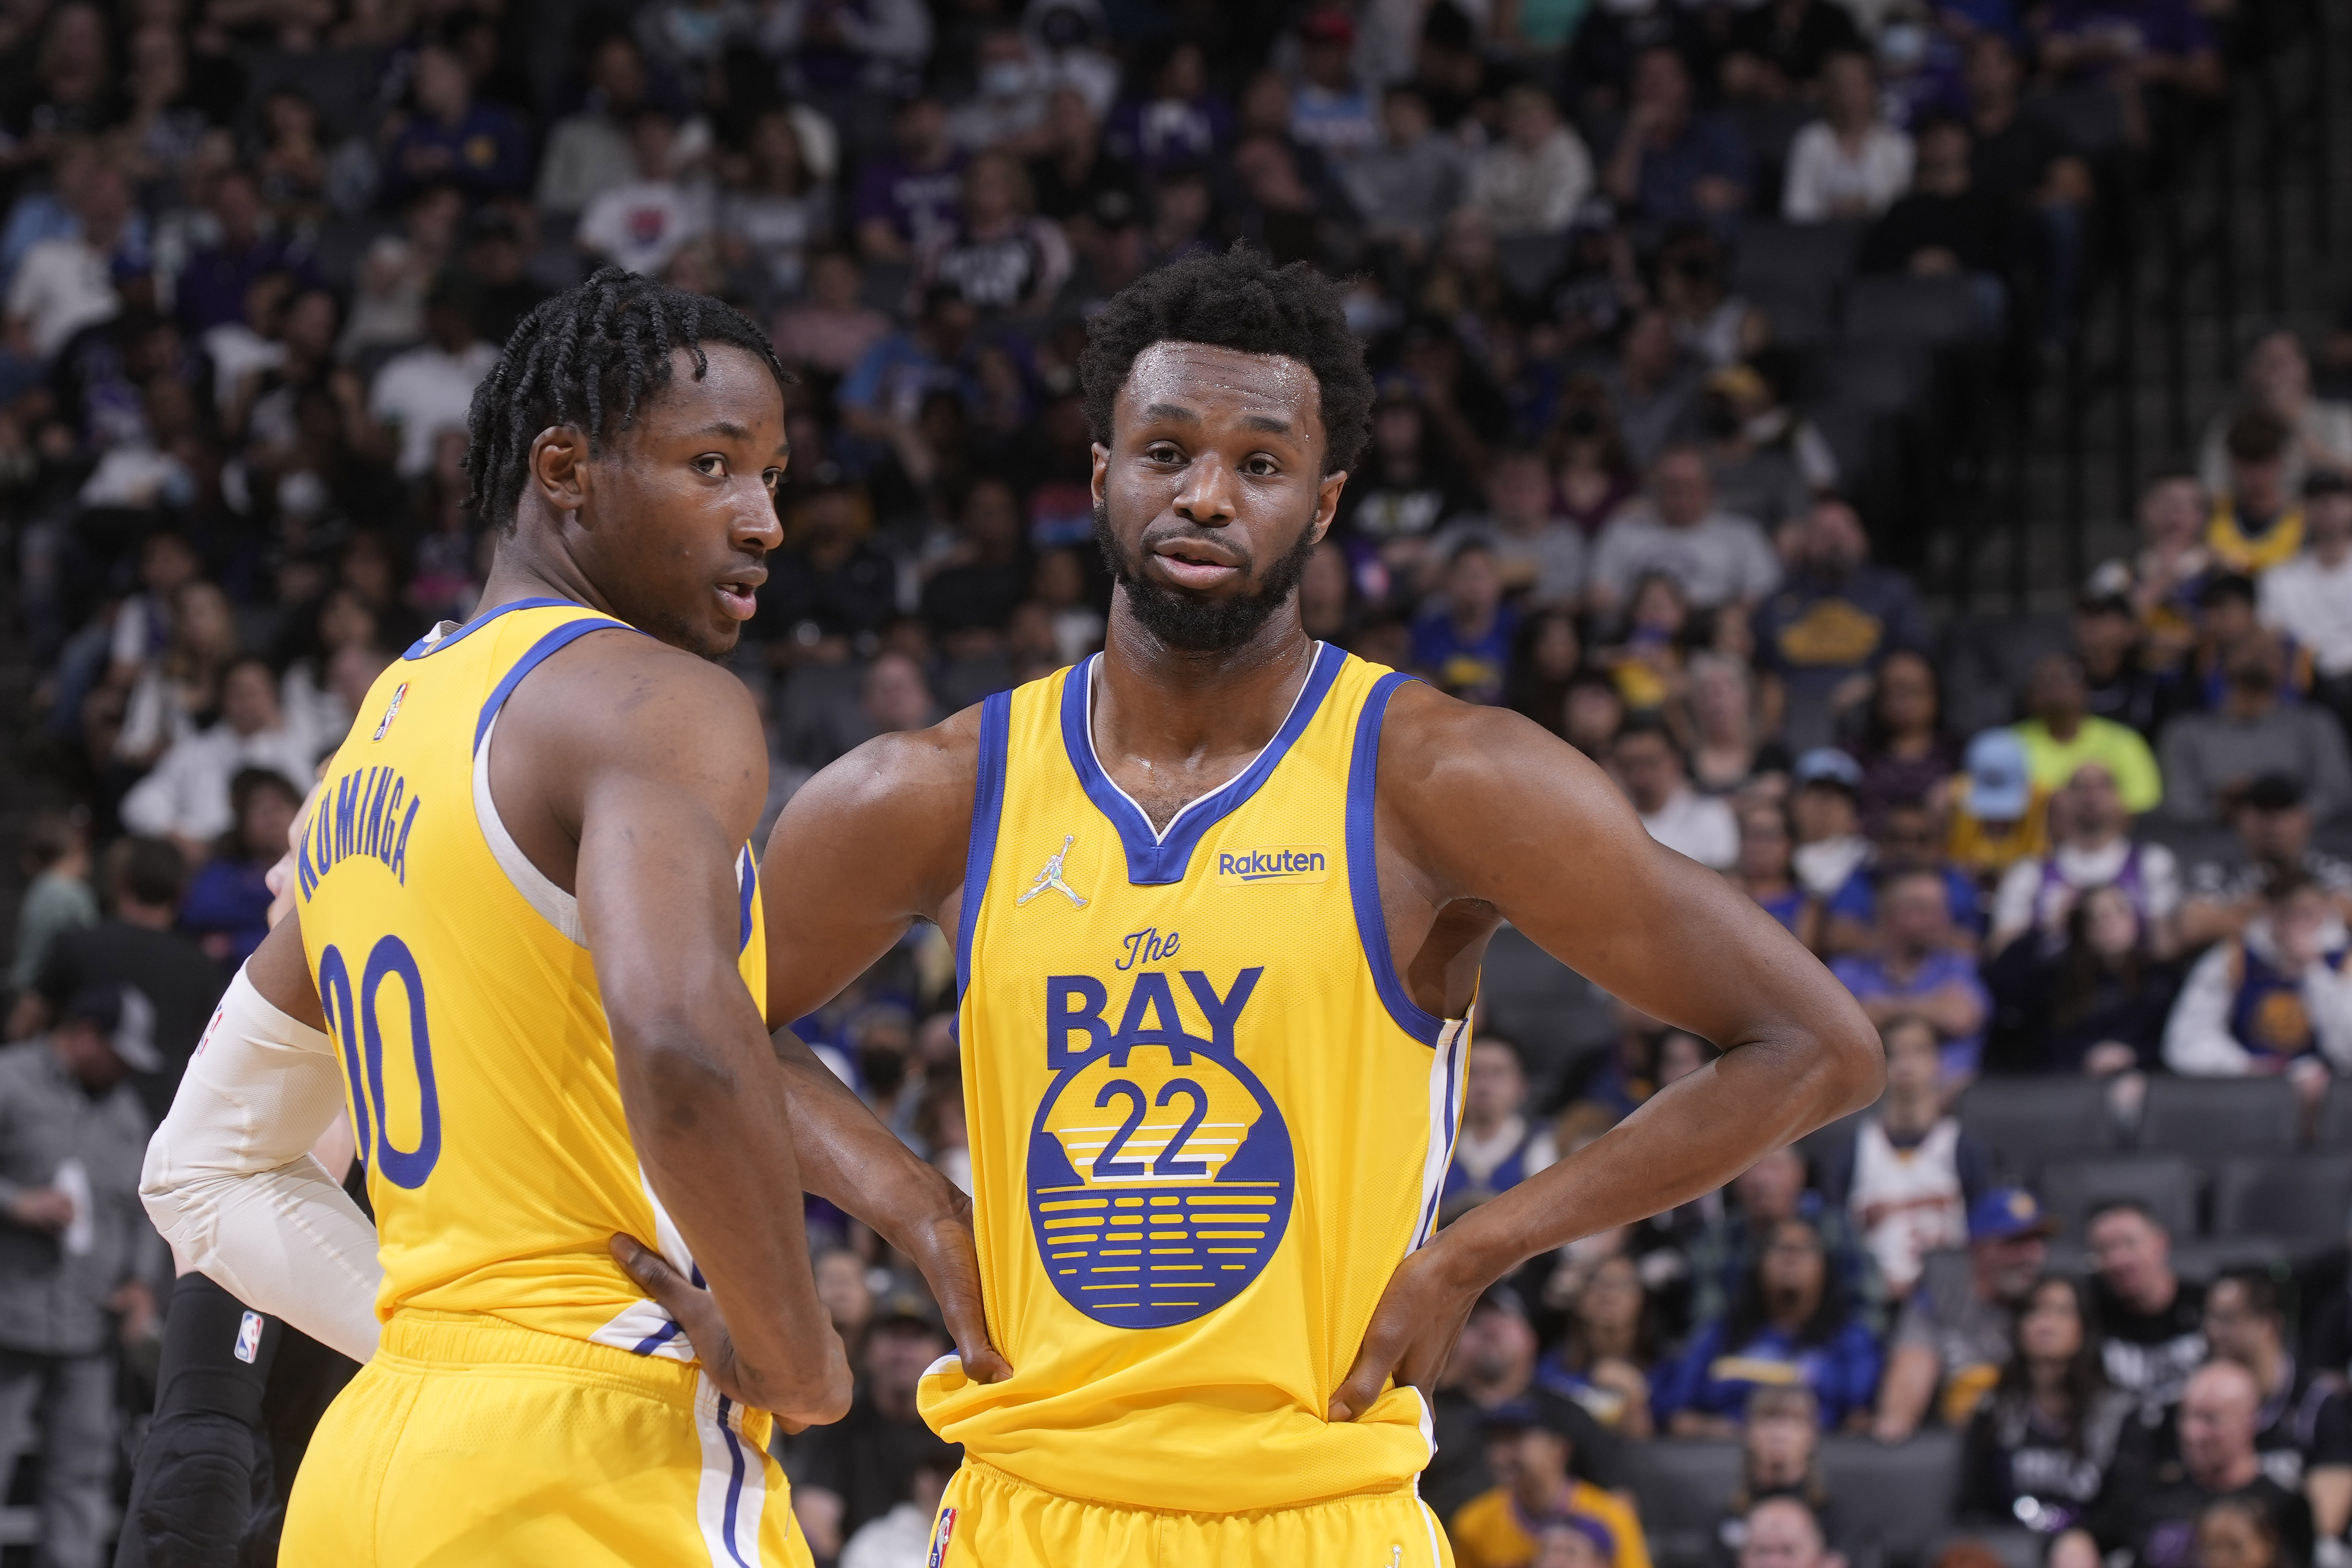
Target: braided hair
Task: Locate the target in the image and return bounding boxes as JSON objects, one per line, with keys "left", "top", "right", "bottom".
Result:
{"left": 461, "top": 267, "right": 792, "bottom": 531}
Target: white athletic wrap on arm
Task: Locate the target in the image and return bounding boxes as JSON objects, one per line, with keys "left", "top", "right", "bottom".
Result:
{"left": 141, "top": 965, "right": 384, "bottom": 1362}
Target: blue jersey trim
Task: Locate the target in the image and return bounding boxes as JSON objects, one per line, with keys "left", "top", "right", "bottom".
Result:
{"left": 735, "top": 843, "right": 757, "bottom": 954}
{"left": 471, "top": 616, "right": 635, "bottom": 756}
{"left": 1347, "top": 672, "right": 1447, "bottom": 1047}
{"left": 1059, "top": 642, "right": 1345, "bottom": 886}
{"left": 630, "top": 1318, "right": 683, "bottom": 1356}
{"left": 402, "top": 596, "right": 586, "bottom": 660}
{"left": 715, "top": 1395, "right": 753, "bottom": 1568}
{"left": 957, "top": 691, "right": 1014, "bottom": 1000}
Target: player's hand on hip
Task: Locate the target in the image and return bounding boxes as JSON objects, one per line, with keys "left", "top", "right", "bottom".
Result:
{"left": 609, "top": 1233, "right": 835, "bottom": 1417}
{"left": 901, "top": 1190, "right": 1014, "bottom": 1385}
{"left": 1328, "top": 1240, "right": 1480, "bottom": 1423}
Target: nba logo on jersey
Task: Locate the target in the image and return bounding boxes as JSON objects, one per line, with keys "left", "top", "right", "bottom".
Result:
{"left": 371, "top": 682, "right": 410, "bottom": 741}
{"left": 926, "top": 1506, "right": 957, "bottom": 1567}
{"left": 234, "top": 1310, "right": 263, "bottom": 1364}
{"left": 1025, "top": 967, "right": 1296, "bottom": 1331}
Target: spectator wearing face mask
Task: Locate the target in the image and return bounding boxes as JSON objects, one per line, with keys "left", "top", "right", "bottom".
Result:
{"left": 1790, "top": 748, "right": 1872, "bottom": 899}
{"left": 947, "top": 27, "right": 1052, "bottom": 155}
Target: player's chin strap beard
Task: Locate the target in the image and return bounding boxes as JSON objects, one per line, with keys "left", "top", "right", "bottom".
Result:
{"left": 1092, "top": 498, "right": 1320, "bottom": 654}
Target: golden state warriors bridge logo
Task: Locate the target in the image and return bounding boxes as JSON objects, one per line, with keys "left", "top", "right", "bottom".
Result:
{"left": 1027, "top": 966, "right": 1294, "bottom": 1329}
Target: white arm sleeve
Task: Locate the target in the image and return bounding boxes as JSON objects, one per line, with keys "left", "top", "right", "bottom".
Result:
{"left": 2163, "top": 942, "right": 2254, "bottom": 1077}
{"left": 141, "top": 967, "right": 384, "bottom": 1363}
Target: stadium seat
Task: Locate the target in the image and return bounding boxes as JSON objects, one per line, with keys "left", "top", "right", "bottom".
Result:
{"left": 2135, "top": 1077, "right": 2299, "bottom": 1160}
{"left": 1733, "top": 221, "right": 1865, "bottom": 292}
{"left": 1841, "top": 275, "right": 1986, "bottom": 346}
{"left": 1494, "top": 235, "right": 1569, "bottom": 301}
{"left": 2039, "top": 1155, "right": 2199, "bottom": 1240}
{"left": 1792, "top": 343, "right": 1931, "bottom": 415}
{"left": 1744, "top": 279, "right": 1839, "bottom": 347}
{"left": 1955, "top": 1077, "right": 2118, "bottom": 1184}
{"left": 2313, "top": 1086, "right": 2352, "bottom": 1149}
{"left": 1478, "top": 923, "right": 1619, "bottom": 1104}
{"left": 1619, "top": 1438, "right": 1742, "bottom": 1568}
{"left": 1820, "top": 1429, "right": 1963, "bottom": 1567}
{"left": 2210, "top": 1155, "right": 2352, "bottom": 1243}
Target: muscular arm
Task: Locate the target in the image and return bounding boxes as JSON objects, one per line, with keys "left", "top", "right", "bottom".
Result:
{"left": 756, "top": 712, "right": 1012, "bottom": 1380}
{"left": 522, "top": 636, "right": 850, "bottom": 1421}
{"left": 1334, "top": 687, "right": 1883, "bottom": 1415}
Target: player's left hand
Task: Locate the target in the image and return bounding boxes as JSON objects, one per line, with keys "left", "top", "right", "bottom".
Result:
{"left": 1326, "top": 1238, "right": 1480, "bottom": 1423}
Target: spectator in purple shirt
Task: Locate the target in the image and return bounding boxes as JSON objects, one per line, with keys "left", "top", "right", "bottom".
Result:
{"left": 382, "top": 42, "right": 534, "bottom": 206}
{"left": 1104, "top": 41, "right": 1232, "bottom": 177}
{"left": 853, "top": 93, "right": 966, "bottom": 263}
{"left": 172, "top": 168, "right": 317, "bottom": 335}
{"left": 1833, "top": 865, "right": 1994, "bottom": 1081}
{"left": 1601, "top": 47, "right": 1752, "bottom": 230}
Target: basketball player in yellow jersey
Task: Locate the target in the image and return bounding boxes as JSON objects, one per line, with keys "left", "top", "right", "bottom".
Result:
{"left": 619, "top": 247, "right": 1885, "bottom": 1565}
{"left": 137, "top": 271, "right": 918, "bottom": 1565}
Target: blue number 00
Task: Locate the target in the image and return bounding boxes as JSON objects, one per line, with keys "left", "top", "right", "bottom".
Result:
{"left": 318, "top": 936, "right": 442, "bottom": 1189}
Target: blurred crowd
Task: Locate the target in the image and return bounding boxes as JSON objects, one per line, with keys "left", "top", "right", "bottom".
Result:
{"left": 0, "top": 0, "right": 2347, "bottom": 1562}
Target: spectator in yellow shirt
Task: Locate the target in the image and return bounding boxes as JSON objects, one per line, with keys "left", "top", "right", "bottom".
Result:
{"left": 1947, "top": 729, "right": 2053, "bottom": 887}
{"left": 2011, "top": 655, "right": 2164, "bottom": 815}
{"left": 1451, "top": 1398, "right": 1653, "bottom": 1568}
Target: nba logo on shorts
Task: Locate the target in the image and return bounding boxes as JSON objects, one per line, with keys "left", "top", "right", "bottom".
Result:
{"left": 233, "top": 1311, "right": 263, "bottom": 1364}
{"left": 372, "top": 682, "right": 410, "bottom": 742}
{"left": 925, "top": 1506, "right": 957, "bottom": 1566}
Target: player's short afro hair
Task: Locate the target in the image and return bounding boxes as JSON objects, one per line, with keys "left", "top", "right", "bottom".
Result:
{"left": 1079, "top": 245, "right": 1374, "bottom": 475}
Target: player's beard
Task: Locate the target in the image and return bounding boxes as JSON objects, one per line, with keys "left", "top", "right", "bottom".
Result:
{"left": 1092, "top": 498, "right": 1320, "bottom": 653}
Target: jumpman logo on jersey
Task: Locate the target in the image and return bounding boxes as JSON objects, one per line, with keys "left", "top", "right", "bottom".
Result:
{"left": 1016, "top": 835, "right": 1088, "bottom": 908}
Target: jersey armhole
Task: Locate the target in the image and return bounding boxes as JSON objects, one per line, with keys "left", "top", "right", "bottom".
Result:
{"left": 1345, "top": 672, "right": 1448, "bottom": 1047}
{"left": 467, "top": 614, "right": 640, "bottom": 946}
{"left": 954, "top": 690, "right": 1014, "bottom": 1003}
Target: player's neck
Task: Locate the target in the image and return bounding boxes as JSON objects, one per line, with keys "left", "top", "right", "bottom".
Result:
{"left": 1092, "top": 606, "right": 1319, "bottom": 827}
{"left": 476, "top": 528, "right": 619, "bottom": 623}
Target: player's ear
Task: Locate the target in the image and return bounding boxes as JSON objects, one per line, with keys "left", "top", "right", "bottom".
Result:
{"left": 529, "top": 426, "right": 591, "bottom": 517}
{"left": 1089, "top": 442, "right": 1109, "bottom": 508}
{"left": 1310, "top": 466, "right": 1347, "bottom": 544}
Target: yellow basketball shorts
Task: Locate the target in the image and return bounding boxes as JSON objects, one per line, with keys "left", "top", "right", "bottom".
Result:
{"left": 926, "top": 1460, "right": 1457, "bottom": 1568}
{"left": 281, "top": 1309, "right": 811, "bottom": 1567}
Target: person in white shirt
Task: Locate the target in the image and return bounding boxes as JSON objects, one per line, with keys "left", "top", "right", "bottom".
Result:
{"left": 1782, "top": 50, "right": 1914, "bottom": 223}
{"left": 1466, "top": 83, "right": 1593, "bottom": 238}
{"left": 577, "top": 108, "right": 711, "bottom": 278}
{"left": 2259, "top": 472, "right": 2352, "bottom": 733}
{"left": 1835, "top": 1016, "right": 1984, "bottom": 1297}
{"left": 367, "top": 279, "right": 498, "bottom": 479}
{"left": 1613, "top": 717, "right": 1740, "bottom": 871}
{"left": 119, "top": 658, "right": 315, "bottom": 856}
{"left": 534, "top": 36, "right": 651, "bottom": 216}
{"left": 1420, "top": 445, "right": 1586, "bottom": 609}
{"left": 1989, "top": 761, "right": 2180, "bottom": 957}
{"left": 1589, "top": 445, "right": 1782, "bottom": 615}
{"left": 5, "top": 163, "right": 132, "bottom": 360}
{"left": 2164, "top": 874, "right": 2352, "bottom": 1109}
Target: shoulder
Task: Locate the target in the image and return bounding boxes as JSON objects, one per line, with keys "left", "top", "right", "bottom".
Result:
{"left": 513, "top": 626, "right": 766, "bottom": 776}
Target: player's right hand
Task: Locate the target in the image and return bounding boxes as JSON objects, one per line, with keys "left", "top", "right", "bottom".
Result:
{"left": 900, "top": 1192, "right": 1014, "bottom": 1386}
{"left": 609, "top": 1233, "right": 846, "bottom": 1421}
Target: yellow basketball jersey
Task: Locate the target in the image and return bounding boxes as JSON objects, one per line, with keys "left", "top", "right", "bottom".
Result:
{"left": 295, "top": 597, "right": 766, "bottom": 1360}
{"left": 921, "top": 645, "right": 1473, "bottom": 1514}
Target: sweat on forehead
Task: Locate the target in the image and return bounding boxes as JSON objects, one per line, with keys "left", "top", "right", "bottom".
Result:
{"left": 1114, "top": 341, "right": 1326, "bottom": 438}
